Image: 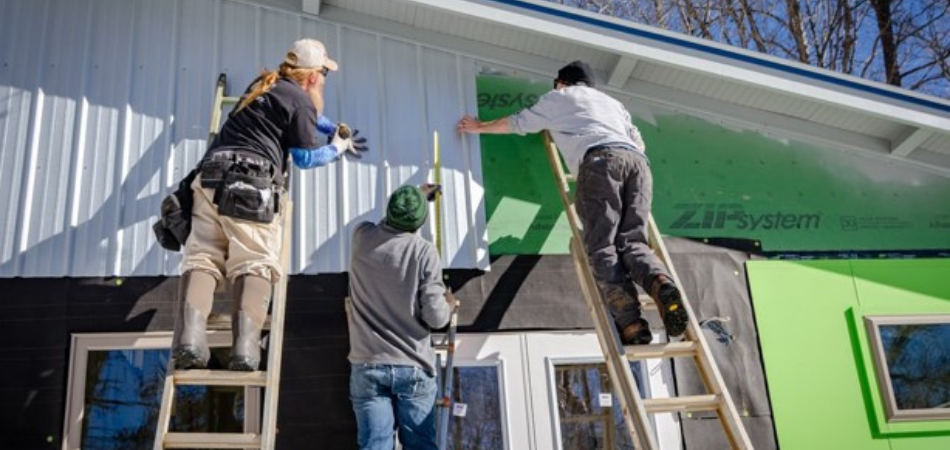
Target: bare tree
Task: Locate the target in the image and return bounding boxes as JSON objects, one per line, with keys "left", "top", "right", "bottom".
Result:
{"left": 542, "top": 0, "right": 950, "bottom": 98}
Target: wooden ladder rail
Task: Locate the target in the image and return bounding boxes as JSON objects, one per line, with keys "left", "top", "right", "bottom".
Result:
{"left": 541, "top": 131, "right": 754, "bottom": 450}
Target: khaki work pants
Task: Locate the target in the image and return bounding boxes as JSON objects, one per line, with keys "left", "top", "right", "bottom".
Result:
{"left": 180, "top": 175, "right": 284, "bottom": 283}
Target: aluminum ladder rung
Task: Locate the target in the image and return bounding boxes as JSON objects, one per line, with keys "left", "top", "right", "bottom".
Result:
{"left": 163, "top": 432, "right": 261, "bottom": 449}
{"left": 643, "top": 394, "right": 721, "bottom": 414}
{"left": 173, "top": 370, "right": 267, "bottom": 387}
{"left": 623, "top": 341, "right": 698, "bottom": 360}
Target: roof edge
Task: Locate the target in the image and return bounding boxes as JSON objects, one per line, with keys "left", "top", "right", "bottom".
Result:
{"left": 476, "top": 0, "right": 950, "bottom": 115}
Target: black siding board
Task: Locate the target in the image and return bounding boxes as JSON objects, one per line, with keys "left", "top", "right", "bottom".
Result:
{"left": 0, "top": 256, "right": 591, "bottom": 449}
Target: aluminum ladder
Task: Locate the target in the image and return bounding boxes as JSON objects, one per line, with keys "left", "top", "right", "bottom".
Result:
{"left": 542, "top": 131, "right": 754, "bottom": 450}
{"left": 153, "top": 74, "right": 291, "bottom": 449}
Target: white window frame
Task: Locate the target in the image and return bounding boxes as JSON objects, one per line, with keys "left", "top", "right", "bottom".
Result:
{"left": 61, "top": 331, "right": 252, "bottom": 450}
{"left": 436, "top": 332, "right": 531, "bottom": 450}
{"left": 864, "top": 314, "right": 950, "bottom": 422}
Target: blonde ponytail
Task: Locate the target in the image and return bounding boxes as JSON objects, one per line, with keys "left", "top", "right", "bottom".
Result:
{"left": 237, "top": 62, "right": 319, "bottom": 111}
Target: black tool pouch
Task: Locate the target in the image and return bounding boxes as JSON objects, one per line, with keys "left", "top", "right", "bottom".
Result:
{"left": 152, "top": 168, "right": 198, "bottom": 251}
{"left": 216, "top": 171, "right": 276, "bottom": 223}
{"left": 199, "top": 159, "right": 233, "bottom": 188}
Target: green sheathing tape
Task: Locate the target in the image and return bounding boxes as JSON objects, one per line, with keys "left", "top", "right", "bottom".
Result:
{"left": 476, "top": 74, "right": 950, "bottom": 255}
{"left": 748, "top": 259, "right": 950, "bottom": 448}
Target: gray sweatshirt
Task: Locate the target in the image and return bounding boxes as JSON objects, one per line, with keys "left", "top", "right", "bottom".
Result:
{"left": 346, "top": 221, "right": 450, "bottom": 375}
{"left": 509, "top": 85, "right": 646, "bottom": 174}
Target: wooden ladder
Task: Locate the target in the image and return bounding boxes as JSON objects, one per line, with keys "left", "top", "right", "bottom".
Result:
{"left": 542, "top": 132, "right": 754, "bottom": 450}
{"left": 153, "top": 74, "right": 291, "bottom": 449}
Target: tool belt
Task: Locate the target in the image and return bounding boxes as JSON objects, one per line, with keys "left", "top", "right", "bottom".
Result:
{"left": 152, "top": 167, "right": 199, "bottom": 252}
{"left": 200, "top": 150, "right": 285, "bottom": 224}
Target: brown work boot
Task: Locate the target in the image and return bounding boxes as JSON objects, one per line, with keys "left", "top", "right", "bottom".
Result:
{"left": 650, "top": 275, "right": 689, "bottom": 338}
{"left": 620, "top": 318, "right": 653, "bottom": 345}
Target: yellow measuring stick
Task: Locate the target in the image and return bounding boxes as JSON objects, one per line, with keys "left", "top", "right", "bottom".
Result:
{"left": 433, "top": 131, "right": 443, "bottom": 257}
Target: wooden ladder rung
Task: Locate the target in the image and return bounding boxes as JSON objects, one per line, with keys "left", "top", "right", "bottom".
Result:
{"left": 222, "top": 96, "right": 240, "bottom": 105}
{"left": 643, "top": 394, "right": 720, "bottom": 414}
{"left": 173, "top": 370, "right": 267, "bottom": 387}
{"left": 638, "top": 294, "right": 657, "bottom": 311}
{"left": 163, "top": 432, "right": 261, "bottom": 449}
{"left": 624, "top": 341, "right": 697, "bottom": 360}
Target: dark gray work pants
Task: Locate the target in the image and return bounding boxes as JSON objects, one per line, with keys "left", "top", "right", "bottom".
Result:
{"left": 575, "top": 147, "right": 671, "bottom": 329}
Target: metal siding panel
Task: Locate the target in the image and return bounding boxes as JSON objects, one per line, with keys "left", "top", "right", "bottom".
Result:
{"left": 336, "top": 27, "right": 382, "bottom": 272}
{"left": 295, "top": 21, "right": 343, "bottom": 274}
{"left": 219, "top": 1, "right": 262, "bottom": 90}
{"left": 0, "top": 0, "right": 497, "bottom": 275}
{"left": 60, "top": 0, "right": 134, "bottom": 276}
{"left": 380, "top": 39, "right": 427, "bottom": 207}
{"left": 34, "top": 0, "right": 91, "bottom": 276}
{"left": 0, "top": 0, "right": 51, "bottom": 276}
{"left": 125, "top": 0, "right": 179, "bottom": 276}
{"left": 421, "top": 48, "right": 473, "bottom": 268}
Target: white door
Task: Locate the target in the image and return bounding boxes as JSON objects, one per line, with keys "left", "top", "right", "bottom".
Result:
{"left": 524, "top": 331, "right": 683, "bottom": 450}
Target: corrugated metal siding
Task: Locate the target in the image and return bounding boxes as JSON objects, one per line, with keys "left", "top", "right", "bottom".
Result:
{"left": 0, "top": 0, "right": 488, "bottom": 277}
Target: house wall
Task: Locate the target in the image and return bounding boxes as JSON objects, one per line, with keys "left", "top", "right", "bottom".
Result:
{"left": 475, "top": 75, "right": 950, "bottom": 256}
{"left": 0, "top": 0, "right": 487, "bottom": 277}
{"left": 748, "top": 259, "right": 950, "bottom": 450}
{"left": 0, "top": 256, "right": 591, "bottom": 449}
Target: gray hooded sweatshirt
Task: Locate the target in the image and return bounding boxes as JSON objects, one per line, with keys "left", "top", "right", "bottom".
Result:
{"left": 347, "top": 221, "right": 450, "bottom": 375}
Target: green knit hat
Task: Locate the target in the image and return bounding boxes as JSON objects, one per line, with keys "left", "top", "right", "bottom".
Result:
{"left": 385, "top": 185, "right": 428, "bottom": 232}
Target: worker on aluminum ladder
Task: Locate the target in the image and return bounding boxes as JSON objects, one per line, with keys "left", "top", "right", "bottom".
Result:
{"left": 170, "top": 39, "right": 368, "bottom": 372}
{"left": 457, "top": 60, "right": 688, "bottom": 345}
{"left": 346, "top": 184, "right": 459, "bottom": 450}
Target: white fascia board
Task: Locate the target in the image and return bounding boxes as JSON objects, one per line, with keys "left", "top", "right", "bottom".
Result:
{"left": 393, "top": 0, "right": 950, "bottom": 132}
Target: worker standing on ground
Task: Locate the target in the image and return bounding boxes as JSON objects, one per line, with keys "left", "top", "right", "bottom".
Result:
{"left": 173, "top": 39, "right": 368, "bottom": 372}
{"left": 456, "top": 60, "right": 687, "bottom": 345}
{"left": 347, "top": 184, "right": 456, "bottom": 450}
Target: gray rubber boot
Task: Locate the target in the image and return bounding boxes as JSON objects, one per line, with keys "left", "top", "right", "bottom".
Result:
{"left": 172, "top": 271, "right": 216, "bottom": 370}
{"left": 228, "top": 275, "right": 272, "bottom": 371}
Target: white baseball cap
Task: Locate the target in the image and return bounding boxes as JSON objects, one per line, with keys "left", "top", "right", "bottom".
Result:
{"left": 284, "top": 39, "right": 338, "bottom": 71}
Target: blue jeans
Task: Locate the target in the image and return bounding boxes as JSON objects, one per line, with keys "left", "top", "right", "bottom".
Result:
{"left": 350, "top": 364, "right": 438, "bottom": 450}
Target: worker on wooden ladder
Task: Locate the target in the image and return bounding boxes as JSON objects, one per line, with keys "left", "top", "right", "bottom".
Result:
{"left": 171, "top": 39, "right": 368, "bottom": 372}
{"left": 346, "top": 184, "right": 458, "bottom": 450}
{"left": 457, "top": 60, "right": 687, "bottom": 345}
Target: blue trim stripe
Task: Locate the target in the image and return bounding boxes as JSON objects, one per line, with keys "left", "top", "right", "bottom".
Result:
{"left": 484, "top": 0, "right": 950, "bottom": 114}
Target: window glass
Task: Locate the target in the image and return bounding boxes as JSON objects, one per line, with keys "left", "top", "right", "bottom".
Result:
{"left": 443, "top": 366, "right": 504, "bottom": 450}
{"left": 879, "top": 323, "right": 950, "bottom": 411}
{"left": 554, "top": 362, "right": 644, "bottom": 450}
{"left": 80, "top": 347, "right": 243, "bottom": 449}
